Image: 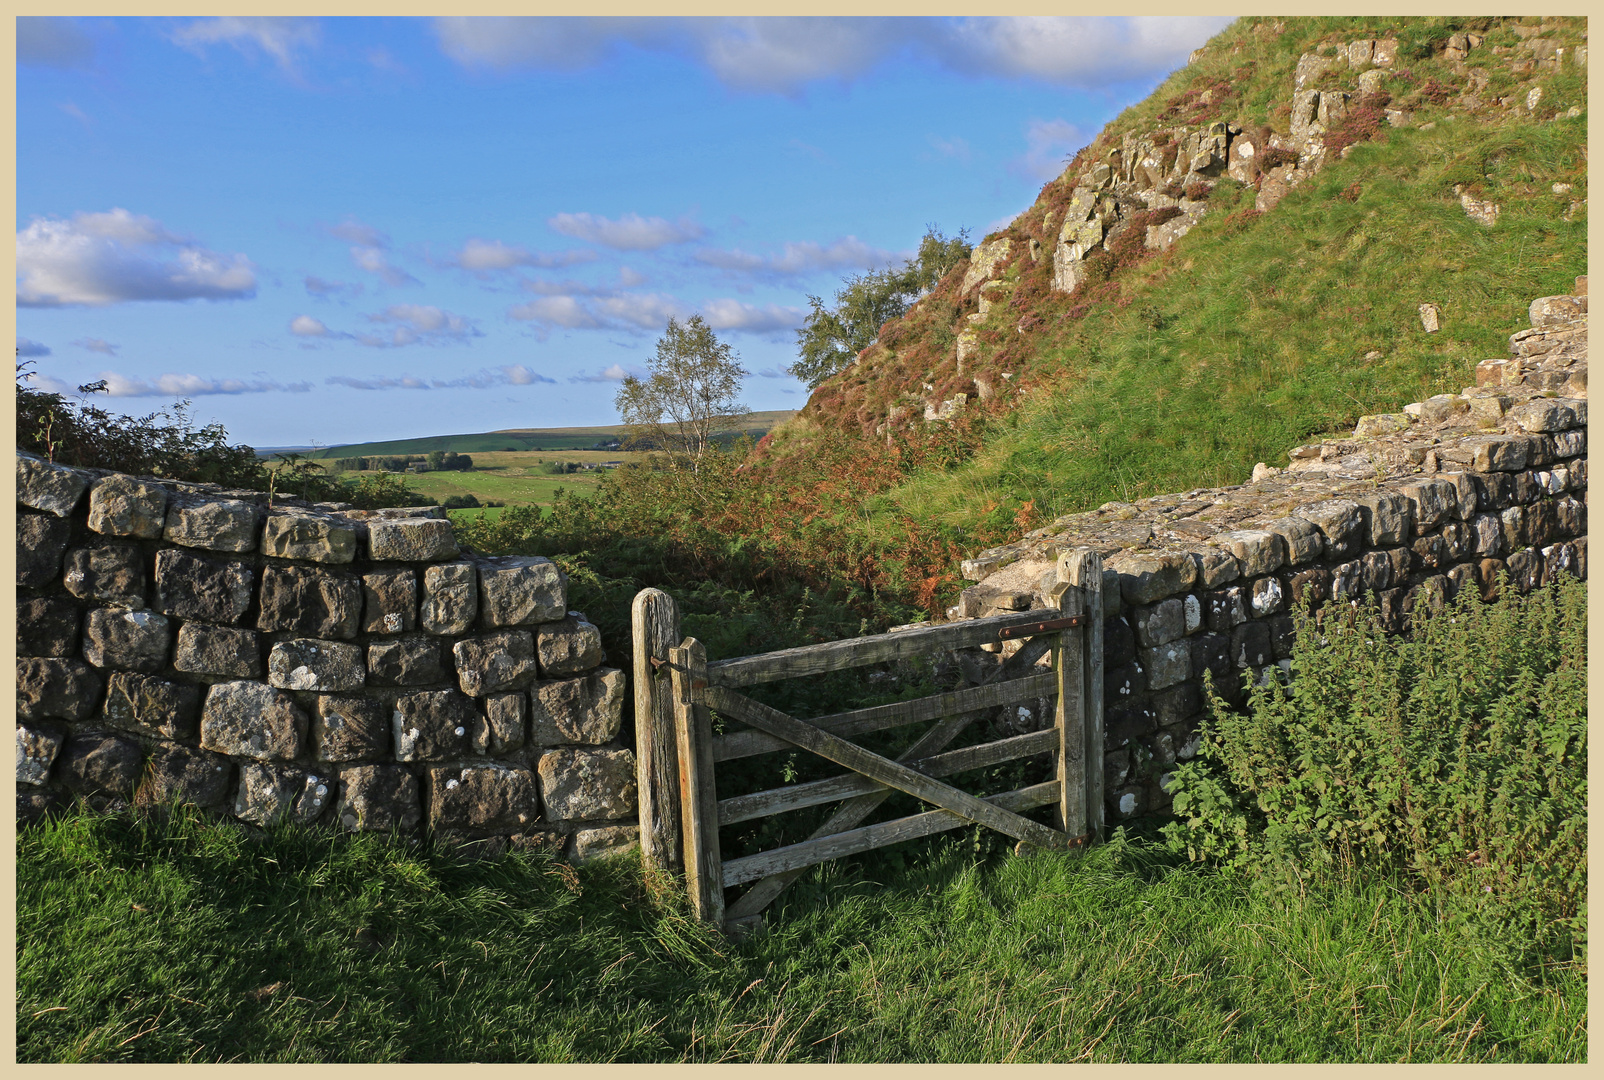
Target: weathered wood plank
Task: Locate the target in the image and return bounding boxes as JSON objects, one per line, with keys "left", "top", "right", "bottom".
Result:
{"left": 1053, "top": 552, "right": 1087, "bottom": 839}
{"left": 722, "top": 782, "right": 1061, "bottom": 887}
{"left": 717, "top": 727, "right": 1059, "bottom": 826}
{"left": 698, "top": 686, "right": 1068, "bottom": 851}
{"left": 670, "top": 640, "right": 723, "bottom": 927}
{"left": 723, "top": 708, "right": 981, "bottom": 922}
{"left": 706, "top": 608, "right": 1065, "bottom": 687}
{"left": 631, "top": 588, "right": 682, "bottom": 874}
{"left": 712, "top": 671, "right": 1056, "bottom": 762}
{"left": 1066, "top": 549, "right": 1106, "bottom": 838}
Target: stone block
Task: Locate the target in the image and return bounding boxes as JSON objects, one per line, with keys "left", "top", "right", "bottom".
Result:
{"left": 1525, "top": 500, "right": 1558, "bottom": 547}
{"left": 1231, "top": 620, "right": 1273, "bottom": 669}
{"left": 393, "top": 689, "right": 487, "bottom": 761}
{"left": 362, "top": 568, "right": 417, "bottom": 634}
{"left": 17, "top": 455, "right": 91, "bottom": 516}
{"left": 260, "top": 511, "right": 357, "bottom": 564}
{"left": 257, "top": 566, "right": 362, "bottom": 640}
{"left": 1555, "top": 495, "right": 1585, "bottom": 538}
{"left": 336, "top": 765, "right": 422, "bottom": 833}
{"left": 63, "top": 545, "right": 148, "bottom": 608}
{"left": 485, "top": 693, "right": 527, "bottom": 754}
{"left": 173, "top": 623, "right": 262, "bottom": 679}
{"left": 1264, "top": 517, "right": 1322, "bottom": 565}
{"left": 367, "top": 518, "right": 459, "bottom": 562}
{"left": 1403, "top": 576, "right": 1449, "bottom": 620}
{"left": 1471, "top": 436, "right": 1533, "bottom": 473}
{"left": 1541, "top": 543, "right": 1577, "bottom": 584}
{"left": 1188, "top": 548, "right": 1239, "bottom": 589}
{"left": 140, "top": 743, "right": 232, "bottom": 810}
{"left": 313, "top": 696, "right": 391, "bottom": 762}
{"left": 1105, "top": 661, "right": 1144, "bottom": 700}
{"left": 529, "top": 669, "right": 627, "bottom": 745}
{"left": 537, "top": 747, "right": 637, "bottom": 822}
{"left": 57, "top": 734, "right": 143, "bottom": 797}
{"left": 428, "top": 764, "right": 541, "bottom": 835}
{"left": 17, "top": 722, "right": 65, "bottom": 785}
{"left": 87, "top": 475, "right": 169, "bottom": 538}
{"left": 1440, "top": 521, "right": 1475, "bottom": 561}
{"left": 477, "top": 556, "right": 567, "bottom": 628}
{"left": 1360, "top": 550, "right": 1395, "bottom": 592}
{"left": 1140, "top": 641, "right": 1189, "bottom": 691}
{"left": 163, "top": 495, "right": 261, "bottom": 554}
{"left": 234, "top": 762, "right": 333, "bottom": 826}
{"left": 1215, "top": 530, "right": 1285, "bottom": 576}
{"left": 1182, "top": 593, "right": 1202, "bottom": 634}
{"left": 1439, "top": 473, "right": 1480, "bottom": 521}
{"left": 1410, "top": 533, "right": 1447, "bottom": 572}
{"left": 1266, "top": 612, "right": 1297, "bottom": 660}
{"left": 421, "top": 562, "right": 478, "bottom": 635}
{"left": 1509, "top": 399, "right": 1578, "bottom": 434}
{"left": 1397, "top": 478, "right": 1460, "bottom": 533}
{"left": 367, "top": 636, "right": 449, "bottom": 687}
{"left": 83, "top": 607, "right": 172, "bottom": 674}
{"left": 17, "top": 512, "right": 72, "bottom": 588}
{"left": 1145, "top": 730, "right": 1177, "bottom": 769}
{"left": 454, "top": 629, "right": 539, "bottom": 696}
{"left": 1108, "top": 550, "right": 1197, "bottom": 606}
{"left": 1446, "top": 563, "right": 1478, "bottom": 601}
{"left": 1506, "top": 548, "right": 1542, "bottom": 593}
{"left": 537, "top": 615, "right": 605, "bottom": 677}
{"left": 1500, "top": 506, "right": 1527, "bottom": 551}
{"left": 268, "top": 638, "right": 365, "bottom": 692}
{"left": 1132, "top": 598, "right": 1185, "bottom": 648}
{"left": 17, "top": 657, "right": 103, "bottom": 721}
{"left": 571, "top": 825, "right": 640, "bottom": 863}
{"left": 1354, "top": 492, "right": 1413, "bottom": 546}
{"left": 1104, "top": 616, "right": 1136, "bottom": 667}
{"left": 1355, "top": 413, "right": 1412, "bottom": 438}
{"left": 1284, "top": 566, "right": 1329, "bottom": 607}
{"left": 17, "top": 595, "right": 80, "bottom": 657}
{"left": 1552, "top": 430, "right": 1585, "bottom": 459}
{"left": 1295, "top": 499, "right": 1364, "bottom": 560}
{"left": 1474, "top": 471, "right": 1515, "bottom": 511}
{"left": 1470, "top": 513, "right": 1504, "bottom": 557}
{"left": 1249, "top": 576, "right": 1284, "bottom": 616}
{"left": 1203, "top": 586, "right": 1248, "bottom": 633}
{"left": 17, "top": 788, "right": 65, "bottom": 825}
{"left": 153, "top": 548, "right": 255, "bottom": 624}
{"left": 1151, "top": 682, "right": 1201, "bottom": 727}
{"left": 200, "top": 681, "right": 307, "bottom": 761}
{"left": 1110, "top": 785, "right": 1145, "bottom": 820}
{"left": 1329, "top": 560, "right": 1363, "bottom": 602}
{"left": 102, "top": 672, "right": 202, "bottom": 740}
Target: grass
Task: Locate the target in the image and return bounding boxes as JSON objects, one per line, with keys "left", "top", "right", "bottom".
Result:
{"left": 16, "top": 812, "right": 1584, "bottom": 1063}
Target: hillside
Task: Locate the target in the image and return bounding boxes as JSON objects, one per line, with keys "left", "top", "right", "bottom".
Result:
{"left": 299, "top": 411, "right": 796, "bottom": 460}
{"left": 755, "top": 16, "right": 1586, "bottom": 570}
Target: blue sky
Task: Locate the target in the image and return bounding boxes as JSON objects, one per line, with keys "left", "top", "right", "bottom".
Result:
{"left": 16, "top": 15, "right": 1233, "bottom": 448}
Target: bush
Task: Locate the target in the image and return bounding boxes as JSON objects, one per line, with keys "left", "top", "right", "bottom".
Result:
{"left": 1163, "top": 575, "right": 1586, "bottom": 968}
{"left": 441, "top": 493, "right": 481, "bottom": 509}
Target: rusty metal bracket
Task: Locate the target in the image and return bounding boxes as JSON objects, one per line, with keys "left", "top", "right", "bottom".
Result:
{"left": 996, "top": 614, "right": 1087, "bottom": 640}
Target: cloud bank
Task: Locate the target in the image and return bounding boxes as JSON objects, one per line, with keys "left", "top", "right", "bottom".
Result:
{"left": 33, "top": 370, "right": 314, "bottom": 397}
{"left": 327, "top": 364, "right": 555, "bottom": 390}
{"left": 17, "top": 208, "right": 257, "bottom": 308}
{"left": 547, "top": 211, "right": 706, "bottom": 251}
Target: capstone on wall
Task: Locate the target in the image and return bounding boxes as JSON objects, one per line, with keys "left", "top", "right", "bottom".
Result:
{"left": 15, "top": 464, "right": 637, "bottom": 863}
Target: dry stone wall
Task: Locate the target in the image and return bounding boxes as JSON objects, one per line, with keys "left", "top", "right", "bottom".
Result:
{"left": 15, "top": 464, "right": 638, "bottom": 863}
{"left": 948, "top": 283, "right": 1588, "bottom": 824}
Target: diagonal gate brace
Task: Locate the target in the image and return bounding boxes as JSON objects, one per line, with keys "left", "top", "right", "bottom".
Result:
{"left": 696, "top": 684, "right": 1069, "bottom": 852}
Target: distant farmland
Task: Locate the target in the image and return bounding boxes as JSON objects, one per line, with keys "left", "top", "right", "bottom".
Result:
{"left": 296, "top": 410, "right": 795, "bottom": 460}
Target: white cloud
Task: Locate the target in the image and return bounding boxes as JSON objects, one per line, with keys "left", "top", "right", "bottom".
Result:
{"left": 73, "top": 337, "right": 119, "bottom": 355}
{"left": 290, "top": 315, "right": 330, "bottom": 336}
{"left": 755, "top": 367, "right": 795, "bottom": 379}
{"left": 548, "top": 211, "right": 705, "bottom": 251}
{"left": 16, "top": 208, "right": 257, "bottom": 308}
{"left": 509, "top": 290, "right": 688, "bottom": 337}
{"left": 304, "top": 275, "right": 362, "bottom": 298}
{"left": 699, "top": 299, "right": 806, "bottom": 335}
{"left": 326, "top": 218, "right": 388, "bottom": 248}
{"left": 60, "top": 102, "right": 92, "bottom": 126}
{"left": 169, "top": 17, "right": 321, "bottom": 77}
{"left": 449, "top": 237, "right": 598, "bottom": 273}
{"left": 350, "top": 246, "right": 419, "bottom": 287}
{"left": 432, "top": 16, "right": 1234, "bottom": 94}
{"left": 1010, "top": 118, "right": 1087, "bottom": 183}
{"left": 18, "top": 17, "right": 96, "bottom": 69}
{"left": 570, "top": 363, "right": 643, "bottom": 383}
{"left": 16, "top": 338, "right": 52, "bottom": 358}
{"left": 326, "top": 364, "right": 556, "bottom": 391}
{"left": 356, "top": 304, "right": 481, "bottom": 347}
{"left": 694, "top": 235, "right": 900, "bottom": 280}
{"left": 319, "top": 218, "right": 419, "bottom": 286}
{"left": 79, "top": 370, "right": 313, "bottom": 397}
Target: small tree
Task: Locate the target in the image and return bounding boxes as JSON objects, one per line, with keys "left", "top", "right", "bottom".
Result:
{"left": 615, "top": 315, "right": 750, "bottom": 467}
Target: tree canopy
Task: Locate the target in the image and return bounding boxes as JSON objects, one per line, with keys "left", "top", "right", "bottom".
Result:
{"left": 789, "top": 225, "right": 971, "bottom": 390}
{"left": 615, "top": 315, "right": 750, "bottom": 464}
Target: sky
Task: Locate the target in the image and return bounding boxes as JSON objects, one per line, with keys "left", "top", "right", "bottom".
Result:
{"left": 16, "top": 15, "right": 1234, "bottom": 449}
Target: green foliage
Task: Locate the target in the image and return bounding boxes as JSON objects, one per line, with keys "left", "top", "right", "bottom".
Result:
{"left": 616, "top": 315, "right": 750, "bottom": 462}
{"left": 1163, "top": 576, "right": 1587, "bottom": 970}
{"left": 790, "top": 226, "right": 971, "bottom": 389}
{"left": 16, "top": 364, "right": 265, "bottom": 488}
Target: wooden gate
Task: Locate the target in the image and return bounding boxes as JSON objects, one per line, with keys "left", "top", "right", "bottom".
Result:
{"left": 633, "top": 549, "right": 1104, "bottom": 932}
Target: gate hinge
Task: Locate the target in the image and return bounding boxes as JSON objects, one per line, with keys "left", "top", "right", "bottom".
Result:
{"left": 997, "top": 614, "right": 1087, "bottom": 640}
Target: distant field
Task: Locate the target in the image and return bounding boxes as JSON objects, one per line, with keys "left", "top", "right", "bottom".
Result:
{"left": 298, "top": 411, "right": 795, "bottom": 460}
{"left": 322, "top": 450, "right": 642, "bottom": 511}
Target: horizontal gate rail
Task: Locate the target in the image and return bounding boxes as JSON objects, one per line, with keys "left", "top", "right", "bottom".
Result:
{"left": 717, "top": 727, "right": 1058, "bottom": 826}
{"left": 723, "top": 781, "right": 1062, "bottom": 887}
{"left": 712, "top": 670, "right": 1056, "bottom": 763}
{"left": 705, "top": 608, "right": 1071, "bottom": 688}
{"left": 697, "top": 685, "right": 1069, "bottom": 852}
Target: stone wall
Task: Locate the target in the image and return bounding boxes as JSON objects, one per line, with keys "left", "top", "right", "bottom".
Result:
{"left": 949, "top": 283, "right": 1587, "bottom": 824}
{"left": 15, "top": 463, "right": 638, "bottom": 862}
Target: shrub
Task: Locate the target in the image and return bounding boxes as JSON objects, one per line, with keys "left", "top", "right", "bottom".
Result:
{"left": 1164, "top": 575, "right": 1587, "bottom": 968}
{"left": 441, "top": 493, "right": 481, "bottom": 509}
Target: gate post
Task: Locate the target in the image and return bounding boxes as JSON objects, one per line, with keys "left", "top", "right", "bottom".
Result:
{"left": 1052, "top": 552, "right": 1088, "bottom": 839}
{"left": 632, "top": 589, "right": 683, "bottom": 874}
{"left": 669, "top": 639, "right": 725, "bottom": 928}
{"left": 1056, "top": 549, "right": 1105, "bottom": 840}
